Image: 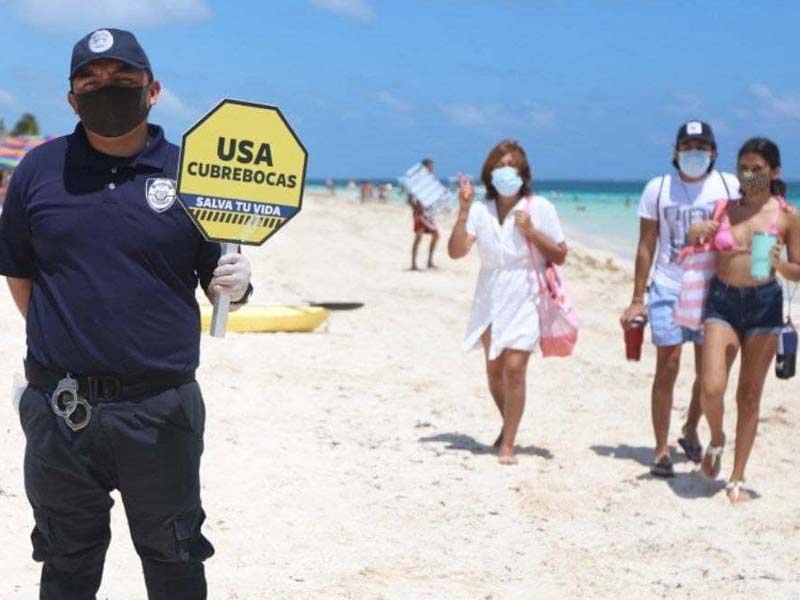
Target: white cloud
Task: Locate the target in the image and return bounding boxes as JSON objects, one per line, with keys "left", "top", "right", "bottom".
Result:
{"left": 441, "top": 102, "right": 555, "bottom": 129}
{"left": 156, "top": 87, "right": 198, "bottom": 119}
{"left": 11, "top": 0, "right": 211, "bottom": 30}
{"left": 440, "top": 103, "right": 488, "bottom": 127}
{"left": 374, "top": 90, "right": 411, "bottom": 112}
{"left": 707, "top": 117, "right": 731, "bottom": 136}
{"left": 665, "top": 91, "right": 704, "bottom": 117}
{"left": 750, "top": 83, "right": 800, "bottom": 120}
{"left": 310, "top": 0, "right": 375, "bottom": 22}
{"left": 528, "top": 105, "right": 556, "bottom": 128}
{"left": 0, "top": 89, "right": 15, "bottom": 106}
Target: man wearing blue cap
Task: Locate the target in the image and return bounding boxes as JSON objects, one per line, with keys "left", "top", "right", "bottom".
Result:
{"left": 0, "top": 28, "right": 251, "bottom": 599}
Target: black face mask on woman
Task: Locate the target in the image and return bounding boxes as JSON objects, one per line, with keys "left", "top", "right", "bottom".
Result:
{"left": 74, "top": 85, "right": 151, "bottom": 137}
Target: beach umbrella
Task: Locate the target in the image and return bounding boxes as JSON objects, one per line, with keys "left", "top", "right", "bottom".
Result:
{"left": 0, "top": 135, "right": 52, "bottom": 169}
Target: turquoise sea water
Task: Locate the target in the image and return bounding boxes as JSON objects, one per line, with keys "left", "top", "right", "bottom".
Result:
{"left": 306, "top": 178, "right": 800, "bottom": 261}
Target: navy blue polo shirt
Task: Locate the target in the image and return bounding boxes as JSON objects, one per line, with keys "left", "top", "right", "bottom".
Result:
{"left": 0, "top": 123, "right": 221, "bottom": 381}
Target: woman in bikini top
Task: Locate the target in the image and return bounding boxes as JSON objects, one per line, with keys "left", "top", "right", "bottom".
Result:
{"left": 686, "top": 137, "right": 800, "bottom": 505}
{"left": 713, "top": 199, "right": 783, "bottom": 251}
{"left": 690, "top": 195, "right": 792, "bottom": 287}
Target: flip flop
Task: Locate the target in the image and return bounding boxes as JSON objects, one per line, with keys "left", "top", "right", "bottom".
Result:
{"left": 726, "top": 480, "right": 749, "bottom": 504}
{"left": 677, "top": 436, "right": 703, "bottom": 464}
{"left": 650, "top": 456, "right": 674, "bottom": 478}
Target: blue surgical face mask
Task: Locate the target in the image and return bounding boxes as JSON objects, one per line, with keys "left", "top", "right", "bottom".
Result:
{"left": 491, "top": 166, "right": 523, "bottom": 196}
{"left": 677, "top": 150, "right": 712, "bottom": 179}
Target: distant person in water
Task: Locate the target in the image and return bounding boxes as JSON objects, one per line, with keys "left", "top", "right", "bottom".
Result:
{"left": 619, "top": 120, "right": 738, "bottom": 478}
{"left": 408, "top": 158, "right": 439, "bottom": 270}
{"left": 360, "top": 181, "right": 374, "bottom": 203}
{"left": 325, "top": 177, "right": 335, "bottom": 195}
{"left": 448, "top": 140, "right": 567, "bottom": 465}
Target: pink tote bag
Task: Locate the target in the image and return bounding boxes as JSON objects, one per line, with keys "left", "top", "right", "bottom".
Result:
{"left": 535, "top": 264, "right": 579, "bottom": 357}
{"left": 523, "top": 197, "right": 578, "bottom": 357}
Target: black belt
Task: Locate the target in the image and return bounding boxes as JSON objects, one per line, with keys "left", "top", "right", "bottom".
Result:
{"left": 24, "top": 359, "right": 195, "bottom": 403}
{"left": 24, "top": 359, "right": 196, "bottom": 432}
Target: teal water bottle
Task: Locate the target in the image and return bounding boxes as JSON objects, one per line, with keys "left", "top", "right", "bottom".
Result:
{"left": 751, "top": 232, "right": 776, "bottom": 279}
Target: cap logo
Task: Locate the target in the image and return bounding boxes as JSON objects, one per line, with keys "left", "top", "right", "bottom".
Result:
{"left": 88, "top": 29, "right": 114, "bottom": 53}
{"left": 686, "top": 121, "right": 703, "bottom": 135}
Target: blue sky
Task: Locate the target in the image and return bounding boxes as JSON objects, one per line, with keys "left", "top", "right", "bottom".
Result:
{"left": 1, "top": 0, "right": 799, "bottom": 179}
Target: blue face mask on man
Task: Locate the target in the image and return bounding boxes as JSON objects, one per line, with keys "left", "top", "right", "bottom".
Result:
{"left": 677, "top": 150, "right": 712, "bottom": 179}
{"left": 491, "top": 166, "right": 523, "bottom": 196}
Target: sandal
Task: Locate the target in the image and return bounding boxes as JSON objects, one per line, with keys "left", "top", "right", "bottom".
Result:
{"left": 702, "top": 443, "right": 724, "bottom": 479}
{"left": 650, "top": 455, "right": 674, "bottom": 478}
{"left": 726, "top": 480, "right": 749, "bottom": 504}
{"left": 677, "top": 429, "right": 703, "bottom": 464}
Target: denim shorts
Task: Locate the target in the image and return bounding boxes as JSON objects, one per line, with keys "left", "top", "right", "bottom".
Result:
{"left": 647, "top": 282, "right": 704, "bottom": 347}
{"left": 705, "top": 277, "right": 783, "bottom": 336}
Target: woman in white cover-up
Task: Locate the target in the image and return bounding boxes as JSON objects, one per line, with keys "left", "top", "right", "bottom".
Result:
{"left": 448, "top": 140, "right": 567, "bottom": 465}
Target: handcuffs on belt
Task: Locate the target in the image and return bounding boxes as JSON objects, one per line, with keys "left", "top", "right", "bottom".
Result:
{"left": 50, "top": 374, "right": 92, "bottom": 432}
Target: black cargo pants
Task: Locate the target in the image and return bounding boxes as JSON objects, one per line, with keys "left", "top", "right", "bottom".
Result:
{"left": 18, "top": 380, "right": 214, "bottom": 600}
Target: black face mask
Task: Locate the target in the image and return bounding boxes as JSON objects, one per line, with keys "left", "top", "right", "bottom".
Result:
{"left": 73, "top": 85, "right": 151, "bottom": 137}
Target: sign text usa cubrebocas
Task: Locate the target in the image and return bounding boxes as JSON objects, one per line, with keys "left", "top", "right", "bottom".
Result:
{"left": 176, "top": 99, "right": 307, "bottom": 246}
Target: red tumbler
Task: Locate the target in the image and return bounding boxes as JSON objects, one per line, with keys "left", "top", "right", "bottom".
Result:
{"left": 624, "top": 316, "right": 646, "bottom": 361}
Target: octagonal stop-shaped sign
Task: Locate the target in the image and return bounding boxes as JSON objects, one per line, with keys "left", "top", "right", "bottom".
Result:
{"left": 177, "top": 99, "right": 307, "bottom": 246}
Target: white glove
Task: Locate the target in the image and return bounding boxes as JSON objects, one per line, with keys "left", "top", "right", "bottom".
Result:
{"left": 209, "top": 252, "right": 251, "bottom": 302}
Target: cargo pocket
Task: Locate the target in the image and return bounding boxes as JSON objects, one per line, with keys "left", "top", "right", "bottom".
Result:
{"left": 173, "top": 507, "right": 215, "bottom": 563}
{"left": 18, "top": 386, "right": 44, "bottom": 433}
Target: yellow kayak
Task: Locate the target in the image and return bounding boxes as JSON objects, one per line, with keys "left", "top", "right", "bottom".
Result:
{"left": 200, "top": 305, "right": 328, "bottom": 333}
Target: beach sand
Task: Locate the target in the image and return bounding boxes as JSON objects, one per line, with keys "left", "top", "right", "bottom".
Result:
{"left": 1, "top": 192, "right": 799, "bottom": 599}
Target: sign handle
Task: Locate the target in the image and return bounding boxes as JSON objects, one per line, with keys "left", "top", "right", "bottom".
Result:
{"left": 210, "top": 242, "right": 238, "bottom": 338}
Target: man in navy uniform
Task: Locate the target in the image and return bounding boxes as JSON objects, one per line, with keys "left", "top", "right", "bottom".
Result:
{"left": 0, "top": 29, "right": 253, "bottom": 599}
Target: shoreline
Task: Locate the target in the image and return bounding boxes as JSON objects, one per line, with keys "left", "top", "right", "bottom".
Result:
{"left": 561, "top": 223, "right": 635, "bottom": 268}
{"left": 309, "top": 191, "right": 636, "bottom": 270}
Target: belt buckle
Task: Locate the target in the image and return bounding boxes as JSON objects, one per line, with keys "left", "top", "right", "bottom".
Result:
{"left": 90, "top": 375, "right": 121, "bottom": 402}
{"left": 50, "top": 374, "right": 92, "bottom": 432}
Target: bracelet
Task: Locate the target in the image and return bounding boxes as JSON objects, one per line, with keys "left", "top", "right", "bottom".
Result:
{"left": 631, "top": 296, "right": 645, "bottom": 305}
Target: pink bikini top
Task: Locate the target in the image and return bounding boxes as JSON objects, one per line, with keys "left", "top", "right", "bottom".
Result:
{"left": 713, "top": 197, "right": 787, "bottom": 252}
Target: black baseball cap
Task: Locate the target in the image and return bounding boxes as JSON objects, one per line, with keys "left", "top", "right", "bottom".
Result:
{"left": 675, "top": 120, "right": 716, "bottom": 148}
{"left": 70, "top": 28, "right": 151, "bottom": 80}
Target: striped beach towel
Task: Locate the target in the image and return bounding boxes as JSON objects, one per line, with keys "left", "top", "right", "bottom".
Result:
{"left": 398, "top": 162, "right": 454, "bottom": 213}
{"left": 673, "top": 200, "right": 729, "bottom": 330}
